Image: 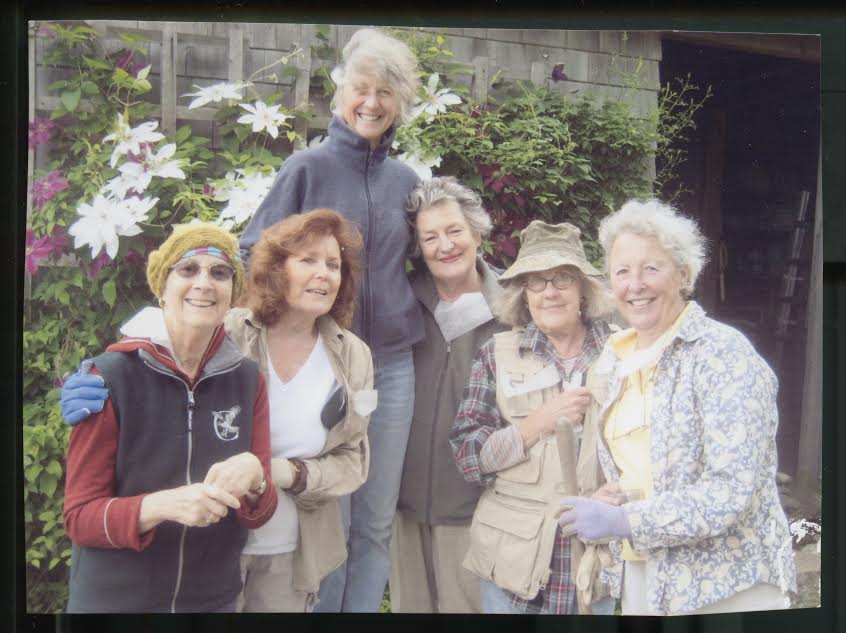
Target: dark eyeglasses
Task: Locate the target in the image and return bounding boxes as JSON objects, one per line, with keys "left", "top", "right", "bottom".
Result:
{"left": 170, "top": 260, "right": 236, "bottom": 282}
{"left": 524, "top": 271, "right": 576, "bottom": 293}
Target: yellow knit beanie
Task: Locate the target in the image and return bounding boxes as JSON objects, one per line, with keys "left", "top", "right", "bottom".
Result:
{"left": 146, "top": 222, "right": 244, "bottom": 302}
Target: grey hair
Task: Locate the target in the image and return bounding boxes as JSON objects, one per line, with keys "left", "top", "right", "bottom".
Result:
{"left": 493, "top": 266, "right": 614, "bottom": 328}
{"left": 330, "top": 28, "right": 420, "bottom": 126}
{"left": 406, "top": 176, "right": 493, "bottom": 258}
{"left": 598, "top": 198, "right": 707, "bottom": 297}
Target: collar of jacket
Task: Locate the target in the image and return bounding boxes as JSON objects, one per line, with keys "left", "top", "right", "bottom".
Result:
{"left": 238, "top": 308, "right": 347, "bottom": 357}
{"left": 107, "top": 323, "right": 240, "bottom": 383}
{"left": 410, "top": 255, "right": 501, "bottom": 314}
{"left": 324, "top": 115, "right": 396, "bottom": 172}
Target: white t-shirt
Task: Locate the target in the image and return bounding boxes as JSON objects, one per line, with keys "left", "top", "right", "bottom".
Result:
{"left": 242, "top": 333, "right": 334, "bottom": 555}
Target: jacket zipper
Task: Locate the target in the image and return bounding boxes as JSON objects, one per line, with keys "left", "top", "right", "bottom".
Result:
{"left": 424, "top": 340, "right": 450, "bottom": 523}
{"left": 142, "top": 359, "right": 240, "bottom": 613}
{"left": 362, "top": 149, "right": 374, "bottom": 346}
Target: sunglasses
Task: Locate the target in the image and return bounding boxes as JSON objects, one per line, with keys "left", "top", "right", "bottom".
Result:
{"left": 524, "top": 271, "right": 576, "bottom": 293}
{"left": 171, "top": 260, "right": 236, "bottom": 282}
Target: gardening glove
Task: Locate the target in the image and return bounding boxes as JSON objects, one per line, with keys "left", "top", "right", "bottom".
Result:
{"left": 60, "top": 367, "right": 109, "bottom": 426}
{"left": 559, "top": 496, "right": 631, "bottom": 542}
{"left": 271, "top": 457, "right": 296, "bottom": 490}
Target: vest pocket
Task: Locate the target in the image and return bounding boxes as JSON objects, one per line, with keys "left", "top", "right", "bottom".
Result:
{"left": 465, "top": 491, "right": 546, "bottom": 600}
{"left": 501, "top": 389, "right": 545, "bottom": 418}
{"left": 495, "top": 442, "right": 544, "bottom": 486}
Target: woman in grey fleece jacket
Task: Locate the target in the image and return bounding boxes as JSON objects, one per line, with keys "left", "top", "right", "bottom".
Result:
{"left": 237, "top": 28, "right": 424, "bottom": 613}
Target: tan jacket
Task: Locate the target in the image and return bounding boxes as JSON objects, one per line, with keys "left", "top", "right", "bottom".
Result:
{"left": 225, "top": 309, "right": 374, "bottom": 593}
{"left": 462, "top": 328, "right": 608, "bottom": 609}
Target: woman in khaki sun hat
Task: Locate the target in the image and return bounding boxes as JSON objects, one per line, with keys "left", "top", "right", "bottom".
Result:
{"left": 449, "top": 219, "right": 617, "bottom": 614}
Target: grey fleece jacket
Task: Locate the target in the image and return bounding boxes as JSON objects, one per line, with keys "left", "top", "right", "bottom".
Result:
{"left": 238, "top": 116, "right": 424, "bottom": 357}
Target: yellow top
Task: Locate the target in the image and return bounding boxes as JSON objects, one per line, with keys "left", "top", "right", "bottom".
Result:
{"left": 604, "top": 303, "right": 691, "bottom": 560}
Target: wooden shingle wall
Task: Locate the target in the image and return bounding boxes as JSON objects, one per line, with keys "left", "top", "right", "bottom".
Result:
{"left": 33, "top": 21, "right": 663, "bottom": 148}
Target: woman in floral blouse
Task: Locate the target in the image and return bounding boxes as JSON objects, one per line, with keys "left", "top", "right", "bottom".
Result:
{"left": 558, "top": 198, "right": 797, "bottom": 615}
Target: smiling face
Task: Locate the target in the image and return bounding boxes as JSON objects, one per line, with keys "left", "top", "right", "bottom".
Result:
{"left": 524, "top": 265, "right": 584, "bottom": 340}
{"left": 339, "top": 71, "right": 400, "bottom": 148}
{"left": 608, "top": 232, "right": 687, "bottom": 347}
{"left": 161, "top": 253, "right": 233, "bottom": 340}
{"left": 282, "top": 234, "right": 342, "bottom": 322}
{"left": 416, "top": 200, "right": 481, "bottom": 295}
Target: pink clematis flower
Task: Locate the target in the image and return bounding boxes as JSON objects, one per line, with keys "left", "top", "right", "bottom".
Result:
{"left": 25, "top": 226, "right": 68, "bottom": 274}
{"left": 115, "top": 50, "right": 147, "bottom": 76}
{"left": 29, "top": 116, "right": 58, "bottom": 147}
{"left": 32, "top": 171, "right": 70, "bottom": 209}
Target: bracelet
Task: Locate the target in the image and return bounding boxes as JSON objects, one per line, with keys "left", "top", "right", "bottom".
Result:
{"left": 250, "top": 475, "right": 267, "bottom": 497}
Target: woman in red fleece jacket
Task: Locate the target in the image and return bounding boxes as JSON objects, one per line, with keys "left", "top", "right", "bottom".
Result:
{"left": 62, "top": 223, "right": 277, "bottom": 613}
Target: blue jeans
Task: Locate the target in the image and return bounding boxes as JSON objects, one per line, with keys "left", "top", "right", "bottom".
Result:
{"left": 479, "top": 579, "right": 522, "bottom": 614}
{"left": 315, "top": 350, "right": 415, "bottom": 613}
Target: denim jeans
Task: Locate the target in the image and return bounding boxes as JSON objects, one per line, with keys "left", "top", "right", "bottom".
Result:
{"left": 315, "top": 349, "right": 415, "bottom": 613}
{"left": 479, "top": 579, "right": 522, "bottom": 614}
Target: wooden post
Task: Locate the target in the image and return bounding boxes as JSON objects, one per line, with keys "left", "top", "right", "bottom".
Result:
{"left": 795, "top": 145, "right": 823, "bottom": 511}
{"left": 160, "top": 26, "right": 177, "bottom": 135}
{"left": 472, "top": 56, "right": 489, "bottom": 103}
{"left": 228, "top": 24, "right": 244, "bottom": 83}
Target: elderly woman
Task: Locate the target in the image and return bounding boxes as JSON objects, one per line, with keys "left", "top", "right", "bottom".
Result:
{"left": 389, "top": 177, "right": 505, "bottom": 613}
{"left": 449, "top": 220, "right": 616, "bottom": 615}
{"left": 558, "top": 199, "right": 797, "bottom": 615}
{"left": 62, "top": 223, "right": 277, "bottom": 613}
{"left": 61, "top": 210, "right": 375, "bottom": 612}
{"left": 237, "top": 27, "right": 423, "bottom": 613}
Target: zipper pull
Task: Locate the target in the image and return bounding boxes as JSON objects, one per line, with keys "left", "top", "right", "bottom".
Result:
{"left": 187, "top": 390, "right": 195, "bottom": 430}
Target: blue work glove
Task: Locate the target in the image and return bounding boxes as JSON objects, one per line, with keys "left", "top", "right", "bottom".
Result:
{"left": 558, "top": 496, "right": 632, "bottom": 542}
{"left": 60, "top": 367, "right": 109, "bottom": 426}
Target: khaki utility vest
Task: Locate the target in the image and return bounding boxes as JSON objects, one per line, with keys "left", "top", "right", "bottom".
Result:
{"left": 463, "top": 328, "right": 607, "bottom": 603}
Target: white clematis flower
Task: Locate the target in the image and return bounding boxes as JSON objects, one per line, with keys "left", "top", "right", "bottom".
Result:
{"left": 237, "top": 100, "right": 292, "bottom": 139}
{"left": 214, "top": 168, "right": 276, "bottom": 225}
{"left": 69, "top": 194, "right": 158, "bottom": 259}
{"left": 396, "top": 151, "right": 442, "bottom": 180}
{"left": 102, "top": 113, "right": 165, "bottom": 168}
{"left": 182, "top": 81, "right": 247, "bottom": 109}
{"left": 117, "top": 143, "right": 186, "bottom": 193}
{"left": 410, "top": 73, "right": 462, "bottom": 122}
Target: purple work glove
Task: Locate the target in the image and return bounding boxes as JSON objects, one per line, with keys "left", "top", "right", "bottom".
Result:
{"left": 558, "top": 496, "right": 632, "bottom": 541}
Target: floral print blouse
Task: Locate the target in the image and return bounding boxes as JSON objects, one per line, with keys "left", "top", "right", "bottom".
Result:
{"left": 594, "top": 302, "right": 797, "bottom": 615}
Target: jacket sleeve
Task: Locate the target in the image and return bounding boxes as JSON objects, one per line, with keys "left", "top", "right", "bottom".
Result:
{"left": 293, "top": 342, "right": 374, "bottom": 511}
{"left": 63, "top": 376, "right": 156, "bottom": 552}
{"left": 235, "top": 373, "right": 278, "bottom": 528}
{"left": 238, "top": 157, "right": 307, "bottom": 264}
{"left": 625, "top": 335, "right": 780, "bottom": 552}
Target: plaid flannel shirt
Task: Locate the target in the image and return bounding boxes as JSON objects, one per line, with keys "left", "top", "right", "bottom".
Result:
{"left": 449, "top": 319, "right": 611, "bottom": 614}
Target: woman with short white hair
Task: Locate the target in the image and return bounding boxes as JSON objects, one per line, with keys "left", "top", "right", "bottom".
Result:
{"left": 237, "top": 27, "right": 424, "bottom": 612}
{"left": 558, "top": 198, "right": 797, "bottom": 615}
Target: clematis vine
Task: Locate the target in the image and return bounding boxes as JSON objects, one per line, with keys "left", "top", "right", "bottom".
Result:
{"left": 237, "top": 100, "right": 293, "bottom": 139}
{"left": 31, "top": 170, "right": 70, "bottom": 208}
{"left": 410, "top": 73, "right": 462, "bottom": 122}
{"left": 69, "top": 194, "right": 158, "bottom": 259}
{"left": 102, "top": 113, "right": 166, "bottom": 168}
{"left": 25, "top": 227, "right": 68, "bottom": 274}
{"left": 183, "top": 81, "right": 247, "bottom": 109}
{"left": 117, "top": 143, "right": 186, "bottom": 193}
{"left": 29, "top": 116, "right": 58, "bottom": 147}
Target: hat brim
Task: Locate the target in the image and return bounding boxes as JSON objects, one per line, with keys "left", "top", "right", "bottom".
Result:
{"left": 499, "top": 253, "right": 602, "bottom": 282}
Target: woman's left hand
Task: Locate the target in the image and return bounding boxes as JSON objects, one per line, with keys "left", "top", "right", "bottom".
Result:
{"left": 559, "top": 496, "right": 631, "bottom": 542}
{"left": 203, "top": 452, "right": 264, "bottom": 499}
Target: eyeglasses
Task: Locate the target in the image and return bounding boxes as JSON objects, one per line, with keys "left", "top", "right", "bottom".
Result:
{"left": 170, "top": 260, "right": 236, "bottom": 282}
{"left": 524, "top": 271, "right": 576, "bottom": 293}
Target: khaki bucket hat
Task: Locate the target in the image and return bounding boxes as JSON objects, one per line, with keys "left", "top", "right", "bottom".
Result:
{"left": 499, "top": 220, "right": 601, "bottom": 282}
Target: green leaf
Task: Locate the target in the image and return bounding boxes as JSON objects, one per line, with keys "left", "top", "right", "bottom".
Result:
{"left": 136, "top": 64, "right": 151, "bottom": 80}
{"left": 49, "top": 107, "right": 67, "bottom": 120}
{"left": 46, "top": 460, "right": 62, "bottom": 477}
{"left": 47, "top": 79, "right": 70, "bottom": 91}
{"left": 174, "top": 125, "right": 192, "bottom": 145}
{"left": 102, "top": 279, "right": 116, "bottom": 307}
{"left": 61, "top": 88, "right": 81, "bottom": 112}
{"left": 83, "top": 55, "right": 111, "bottom": 71}
{"left": 81, "top": 81, "right": 99, "bottom": 95}
{"left": 286, "top": 130, "right": 298, "bottom": 143}
{"left": 134, "top": 79, "right": 152, "bottom": 92}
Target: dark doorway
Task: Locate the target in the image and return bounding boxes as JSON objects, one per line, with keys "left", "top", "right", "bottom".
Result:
{"left": 658, "top": 37, "right": 820, "bottom": 477}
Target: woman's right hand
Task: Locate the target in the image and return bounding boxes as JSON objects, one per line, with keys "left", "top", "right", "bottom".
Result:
{"left": 519, "top": 386, "right": 591, "bottom": 447}
{"left": 138, "top": 483, "right": 241, "bottom": 533}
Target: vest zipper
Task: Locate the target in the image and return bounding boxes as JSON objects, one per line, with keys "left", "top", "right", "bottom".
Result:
{"left": 425, "top": 340, "right": 451, "bottom": 523}
{"left": 362, "top": 148, "right": 374, "bottom": 346}
{"left": 170, "top": 387, "right": 195, "bottom": 613}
